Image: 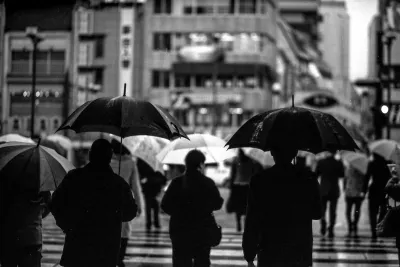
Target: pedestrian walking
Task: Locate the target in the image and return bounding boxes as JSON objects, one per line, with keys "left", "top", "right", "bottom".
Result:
{"left": 161, "top": 150, "right": 223, "bottom": 267}
{"left": 50, "top": 139, "right": 137, "bottom": 267}
{"left": 141, "top": 170, "right": 167, "bottom": 231}
{"left": 226, "top": 149, "right": 263, "bottom": 232}
{"left": 364, "top": 153, "right": 392, "bottom": 239}
{"left": 0, "top": 185, "right": 51, "bottom": 267}
{"left": 315, "top": 149, "right": 344, "bottom": 238}
{"left": 110, "top": 140, "right": 142, "bottom": 267}
{"left": 243, "top": 144, "right": 322, "bottom": 267}
{"left": 343, "top": 165, "right": 367, "bottom": 237}
{"left": 385, "top": 175, "right": 400, "bottom": 266}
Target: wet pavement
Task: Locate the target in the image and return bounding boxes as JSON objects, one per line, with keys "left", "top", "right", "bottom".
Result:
{"left": 41, "top": 188, "right": 399, "bottom": 266}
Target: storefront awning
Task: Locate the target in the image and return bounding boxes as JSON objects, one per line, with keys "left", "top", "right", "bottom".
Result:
{"left": 172, "top": 63, "right": 277, "bottom": 82}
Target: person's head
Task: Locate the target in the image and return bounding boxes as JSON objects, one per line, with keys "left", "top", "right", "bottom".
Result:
{"left": 110, "top": 139, "right": 130, "bottom": 156}
{"left": 185, "top": 149, "right": 206, "bottom": 172}
{"left": 270, "top": 145, "right": 298, "bottom": 165}
{"left": 89, "top": 139, "right": 113, "bottom": 165}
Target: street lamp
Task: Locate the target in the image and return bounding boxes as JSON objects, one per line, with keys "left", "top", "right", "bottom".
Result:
{"left": 26, "top": 27, "right": 44, "bottom": 138}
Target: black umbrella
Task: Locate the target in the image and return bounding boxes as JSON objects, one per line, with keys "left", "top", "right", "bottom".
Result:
{"left": 57, "top": 84, "right": 188, "bottom": 173}
{"left": 226, "top": 96, "right": 359, "bottom": 154}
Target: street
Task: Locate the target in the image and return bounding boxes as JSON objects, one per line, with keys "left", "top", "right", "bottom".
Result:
{"left": 40, "top": 188, "right": 399, "bottom": 267}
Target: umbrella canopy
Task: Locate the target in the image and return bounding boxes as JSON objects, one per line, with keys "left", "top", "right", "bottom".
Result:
{"left": 341, "top": 151, "right": 369, "bottom": 175}
{"left": 157, "top": 133, "right": 235, "bottom": 165}
{"left": 226, "top": 106, "right": 359, "bottom": 154}
{"left": 46, "top": 134, "right": 73, "bottom": 150}
{"left": 41, "top": 139, "right": 67, "bottom": 157}
{"left": 0, "top": 141, "right": 74, "bottom": 192}
{"left": 57, "top": 91, "right": 188, "bottom": 140}
{"left": 109, "top": 134, "right": 169, "bottom": 173}
{"left": 0, "top": 134, "right": 35, "bottom": 144}
{"left": 369, "top": 139, "right": 399, "bottom": 161}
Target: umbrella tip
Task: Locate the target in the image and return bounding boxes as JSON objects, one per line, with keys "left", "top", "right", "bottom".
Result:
{"left": 123, "top": 83, "right": 126, "bottom": 97}
{"left": 292, "top": 94, "right": 294, "bottom": 107}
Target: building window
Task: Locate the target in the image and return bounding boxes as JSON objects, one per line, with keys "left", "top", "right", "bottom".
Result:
{"left": 174, "top": 74, "right": 191, "bottom": 88}
{"left": 154, "top": 0, "right": 172, "bottom": 14}
{"left": 195, "top": 75, "right": 212, "bottom": 87}
{"left": 122, "top": 25, "right": 131, "bottom": 34}
{"left": 53, "top": 118, "right": 60, "bottom": 130}
{"left": 10, "top": 50, "right": 65, "bottom": 75}
{"left": 78, "top": 43, "right": 90, "bottom": 65}
{"left": 238, "top": 0, "right": 256, "bottom": 14}
{"left": 153, "top": 33, "right": 171, "bottom": 51}
{"left": 78, "top": 10, "right": 91, "bottom": 33}
{"left": 94, "top": 70, "right": 103, "bottom": 85}
{"left": 260, "top": 0, "right": 268, "bottom": 14}
{"left": 10, "top": 50, "right": 30, "bottom": 74}
{"left": 13, "top": 118, "right": 20, "bottom": 131}
{"left": 50, "top": 51, "right": 65, "bottom": 74}
{"left": 95, "top": 39, "right": 104, "bottom": 58}
{"left": 152, "top": 70, "right": 170, "bottom": 88}
{"left": 40, "top": 119, "right": 47, "bottom": 131}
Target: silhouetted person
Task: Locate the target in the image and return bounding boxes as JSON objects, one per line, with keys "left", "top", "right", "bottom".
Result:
{"left": 161, "top": 150, "right": 223, "bottom": 267}
{"left": 50, "top": 139, "right": 137, "bottom": 267}
{"left": 227, "top": 149, "right": 262, "bottom": 232}
{"left": 142, "top": 170, "right": 166, "bottom": 231}
{"left": 364, "top": 153, "right": 392, "bottom": 239}
{"left": 0, "top": 181, "right": 51, "bottom": 267}
{"left": 315, "top": 149, "right": 344, "bottom": 238}
{"left": 385, "top": 175, "right": 400, "bottom": 266}
{"left": 343, "top": 165, "right": 367, "bottom": 237}
{"left": 243, "top": 144, "right": 322, "bottom": 267}
{"left": 110, "top": 140, "right": 142, "bottom": 267}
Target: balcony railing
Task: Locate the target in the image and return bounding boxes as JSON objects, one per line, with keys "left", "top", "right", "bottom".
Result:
{"left": 10, "top": 60, "right": 65, "bottom": 75}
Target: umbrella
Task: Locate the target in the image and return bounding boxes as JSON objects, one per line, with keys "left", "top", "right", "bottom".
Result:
{"left": 57, "top": 84, "right": 188, "bottom": 174}
{"left": 226, "top": 99, "right": 359, "bottom": 154}
{"left": 0, "top": 134, "right": 35, "bottom": 144}
{"left": 341, "top": 151, "right": 369, "bottom": 175}
{"left": 0, "top": 141, "right": 75, "bottom": 192}
{"left": 46, "top": 134, "right": 73, "bottom": 150}
{"left": 369, "top": 139, "right": 399, "bottom": 161}
{"left": 41, "top": 139, "right": 67, "bottom": 157}
{"left": 109, "top": 134, "right": 169, "bottom": 173}
{"left": 157, "top": 133, "right": 236, "bottom": 165}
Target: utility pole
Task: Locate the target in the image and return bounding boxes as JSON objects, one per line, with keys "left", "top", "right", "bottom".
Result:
{"left": 26, "top": 27, "right": 43, "bottom": 138}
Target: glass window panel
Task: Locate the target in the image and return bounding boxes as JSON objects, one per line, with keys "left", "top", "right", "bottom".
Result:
{"left": 152, "top": 70, "right": 161, "bottom": 87}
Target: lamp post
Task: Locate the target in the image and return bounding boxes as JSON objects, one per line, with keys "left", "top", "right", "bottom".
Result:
{"left": 26, "top": 27, "right": 43, "bottom": 138}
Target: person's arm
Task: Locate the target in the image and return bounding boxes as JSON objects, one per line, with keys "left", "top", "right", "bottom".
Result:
{"left": 310, "top": 177, "right": 322, "bottom": 220}
{"left": 50, "top": 171, "right": 74, "bottom": 232}
{"left": 121, "top": 182, "right": 137, "bottom": 222}
{"left": 363, "top": 163, "right": 372, "bottom": 195}
{"left": 385, "top": 177, "right": 400, "bottom": 202}
{"left": 161, "top": 178, "right": 179, "bottom": 215}
{"left": 242, "top": 179, "right": 259, "bottom": 265}
{"left": 208, "top": 179, "right": 224, "bottom": 211}
{"left": 130, "top": 159, "right": 142, "bottom": 216}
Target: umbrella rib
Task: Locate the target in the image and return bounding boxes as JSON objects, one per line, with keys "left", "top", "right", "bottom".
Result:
{"left": 41, "top": 150, "right": 59, "bottom": 189}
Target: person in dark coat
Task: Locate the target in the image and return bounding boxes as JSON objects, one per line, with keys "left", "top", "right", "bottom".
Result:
{"left": 227, "top": 149, "right": 263, "bottom": 232}
{"left": 50, "top": 139, "right": 137, "bottom": 267}
{"left": 315, "top": 149, "right": 344, "bottom": 238}
{"left": 141, "top": 170, "right": 167, "bottom": 231}
{"left": 0, "top": 183, "right": 51, "bottom": 267}
{"left": 364, "top": 152, "right": 392, "bottom": 239}
{"left": 385, "top": 175, "right": 400, "bottom": 265}
{"left": 161, "top": 150, "right": 224, "bottom": 267}
{"left": 243, "top": 144, "right": 322, "bottom": 267}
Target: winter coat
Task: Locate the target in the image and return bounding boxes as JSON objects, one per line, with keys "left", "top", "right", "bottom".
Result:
{"left": 110, "top": 155, "right": 142, "bottom": 238}
{"left": 161, "top": 170, "right": 223, "bottom": 246}
{"left": 385, "top": 177, "right": 400, "bottom": 248}
{"left": 50, "top": 162, "right": 137, "bottom": 267}
{"left": 344, "top": 166, "right": 367, "bottom": 198}
{"left": 365, "top": 157, "right": 392, "bottom": 200}
{"left": 315, "top": 155, "right": 344, "bottom": 198}
{"left": 243, "top": 163, "right": 322, "bottom": 267}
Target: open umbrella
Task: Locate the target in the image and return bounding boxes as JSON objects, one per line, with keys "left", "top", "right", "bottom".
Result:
{"left": 46, "top": 134, "right": 73, "bottom": 150}
{"left": 0, "top": 134, "right": 35, "bottom": 144}
{"left": 109, "top": 134, "right": 169, "bottom": 173}
{"left": 369, "top": 139, "right": 399, "bottom": 161}
{"left": 0, "top": 141, "right": 74, "bottom": 192}
{"left": 341, "top": 151, "right": 369, "bottom": 175}
{"left": 57, "top": 84, "right": 188, "bottom": 173}
{"left": 226, "top": 97, "right": 359, "bottom": 154}
{"left": 157, "top": 133, "right": 235, "bottom": 165}
{"left": 41, "top": 139, "right": 67, "bottom": 157}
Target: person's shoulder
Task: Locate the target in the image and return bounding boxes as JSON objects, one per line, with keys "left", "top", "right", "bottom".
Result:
{"left": 249, "top": 168, "right": 270, "bottom": 186}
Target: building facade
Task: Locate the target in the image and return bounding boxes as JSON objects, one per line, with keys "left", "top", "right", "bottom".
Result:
{"left": 143, "top": 0, "right": 278, "bottom": 138}
{"left": 1, "top": 2, "right": 74, "bottom": 137}
{"left": 319, "top": 0, "right": 350, "bottom": 99}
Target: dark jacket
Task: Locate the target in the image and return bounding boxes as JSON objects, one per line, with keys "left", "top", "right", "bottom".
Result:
{"left": 243, "top": 163, "right": 322, "bottom": 266}
{"left": 365, "top": 157, "right": 392, "bottom": 199}
{"left": 50, "top": 163, "right": 137, "bottom": 267}
{"left": 315, "top": 155, "right": 344, "bottom": 198}
{"left": 385, "top": 176, "right": 400, "bottom": 248}
{"left": 161, "top": 170, "right": 223, "bottom": 245}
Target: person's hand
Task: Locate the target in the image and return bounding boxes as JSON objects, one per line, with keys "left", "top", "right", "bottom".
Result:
{"left": 247, "top": 262, "right": 256, "bottom": 267}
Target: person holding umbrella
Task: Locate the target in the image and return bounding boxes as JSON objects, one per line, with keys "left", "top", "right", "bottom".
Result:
{"left": 50, "top": 139, "right": 137, "bottom": 267}
{"left": 110, "top": 139, "right": 142, "bottom": 267}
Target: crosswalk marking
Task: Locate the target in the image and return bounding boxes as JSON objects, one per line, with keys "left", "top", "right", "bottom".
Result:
{"left": 41, "top": 227, "right": 398, "bottom": 267}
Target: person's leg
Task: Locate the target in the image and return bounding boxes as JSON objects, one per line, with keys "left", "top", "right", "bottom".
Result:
{"left": 18, "top": 244, "right": 42, "bottom": 267}
{"left": 353, "top": 198, "right": 363, "bottom": 238}
{"left": 235, "top": 212, "right": 242, "bottom": 232}
{"left": 369, "top": 197, "right": 378, "bottom": 238}
{"left": 378, "top": 196, "right": 388, "bottom": 223}
{"left": 193, "top": 246, "right": 211, "bottom": 267}
{"left": 153, "top": 196, "right": 161, "bottom": 228}
{"left": 144, "top": 194, "right": 152, "bottom": 231}
{"left": 328, "top": 197, "right": 338, "bottom": 238}
{"left": 172, "top": 243, "right": 193, "bottom": 267}
{"left": 345, "top": 197, "right": 353, "bottom": 236}
{"left": 117, "top": 238, "right": 129, "bottom": 267}
{"left": 320, "top": 196, "right": 328, "bottom": 236}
